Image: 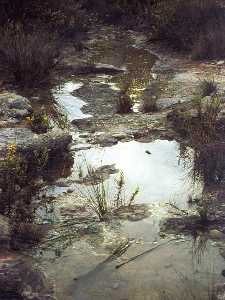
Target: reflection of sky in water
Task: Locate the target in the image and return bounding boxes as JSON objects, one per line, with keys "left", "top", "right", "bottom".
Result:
{"left": 75, "top": 140, "right": 202, "bottom": 205}
{"left": 53, "top": 81, "right": 92, "bottom": 121}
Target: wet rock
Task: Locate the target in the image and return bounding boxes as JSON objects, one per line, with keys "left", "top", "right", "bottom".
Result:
{"left": 70, "top": 143, "right": 91, "bottom": 151}
{"left": 74, "top": 63, "right": 124, "bottom": 76}
{"left": 114, "top": 205, "right": 151, "bottom": 221}
{"left": 209, "top": 229, "right": 225, "bottom": 240}
{"left": 92, "top": 133, "right": 118, "bottom": 147}
{"left": 79, "top": 133, "right": 90, "bottom": 138}
{"left": 76, "top": 164, "right": 119, "bottom": 185}
{"left": 128, "top": 214, "right": 146, "bottom": 222}
{"left": 96, "top": 164, "right": 119, "bottom": 175}
{"left": 72, "top": 118, "right": 92, "bottom": 129}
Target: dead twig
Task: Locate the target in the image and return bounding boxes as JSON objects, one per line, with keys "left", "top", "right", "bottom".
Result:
{"left": 115, "top": 238, "right": 176, "bottom": 269}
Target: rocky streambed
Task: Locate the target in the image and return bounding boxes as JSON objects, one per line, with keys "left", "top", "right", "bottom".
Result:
{"left": 2, "top": 25, "right": 225, "bottom": 300}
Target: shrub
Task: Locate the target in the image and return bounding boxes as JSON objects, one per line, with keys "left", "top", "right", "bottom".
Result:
{"left": 116, "top": 84, "right": 133, "bottom": 114}
{"left": 169, "top": 89, "right": 221, "bottom": 144}
{"left": 11, "top": 222, "right": 48, "bottom": 244}
{"left": 0, "top": 144, "right": 28, "bottom": 214}
{"left": 193, "top": 143, "right": 225, "bottom": 185}
{"left": 0, "top": 0, "right": 86, "bottom": 27}
{"left": 26, "top": 111, "right": 51, "bottom": 134}
{"left": 84, "top": 0, "right": 151, "bottom": 25}
{"left": 140, "top": 81, "right": 160, "bottom": 112}
{"left": 154, "top": 0, "right": 225, "bottom": 59}
{"left": 0, "top": 25, "right": 60, "bottom": 87}
{"left": 193, "top": 94, "right": 221, "bottom": 134}
{"left": 198, "top": 79, "right": 217, "bottom": 98}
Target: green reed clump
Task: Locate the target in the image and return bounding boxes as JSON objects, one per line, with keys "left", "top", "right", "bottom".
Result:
{"left": 198, "top": 79, "right": 218, "bottom": 98}
{"left": 77, "top": 166, "right": 139, "bottom": 221}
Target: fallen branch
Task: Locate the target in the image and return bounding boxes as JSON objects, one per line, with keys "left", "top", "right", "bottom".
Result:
{"left": 115, "top": 238, "right": 176, "bottom": 269}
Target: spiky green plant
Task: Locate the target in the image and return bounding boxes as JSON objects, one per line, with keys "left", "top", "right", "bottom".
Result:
{"left": 75, "top": 166, "right": 139, "bottom": 221}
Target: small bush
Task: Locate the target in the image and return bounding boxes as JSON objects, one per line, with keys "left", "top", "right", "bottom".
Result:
{"left": 198, "top": 79, "right": 217, "bottom": 98}
{"left": 0, "top": 144, "right": 27, "bottom": 214}
{"left": 193, "top": 143, "right": 225, "bottom": 185}
{"left": 0, "top": 26, "right": 60, "bottom": 87}
{"left": 116, "top": 85, "right": 133, "bottom": 114}
{"left": 11, "top": 222, "right": 47, "bottom": 244}
{"left": 140, "top": 81, "right": 160, "bottom": 112}
{"left": 140, "top": 96, "right": 158, "bottom": 113}
{"left": 26, "top": 111, "right": 51, "bottom": 134}
{"left": 84, "top": 0, "right": 150, "bottom": 26}
{"left": 193, "top": 94, "right": 221, "bottom": 131}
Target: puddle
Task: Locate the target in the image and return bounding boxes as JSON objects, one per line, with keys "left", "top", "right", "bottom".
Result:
{"left": 53, "top": 81, "right": 92, "bottom": 121}
{"left": 88, "top": 38, "right": 156, "bottom": 109}
{"left": 38, "top": 138, "right": 223, "bottom": 300}
{"left": 68, "top": 139, "right": 201, "bottom": 206}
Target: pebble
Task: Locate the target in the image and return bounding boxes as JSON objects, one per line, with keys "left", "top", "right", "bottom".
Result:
{"left": 113, "top": 283, "right": 119, "bottom": 289}
{"left": 14, "top": 184, "right": 21, "bottom": 192}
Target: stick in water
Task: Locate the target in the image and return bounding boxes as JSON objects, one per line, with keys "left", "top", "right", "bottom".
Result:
{"left": 115, "top": 238, "right": 176, "bottom": 269}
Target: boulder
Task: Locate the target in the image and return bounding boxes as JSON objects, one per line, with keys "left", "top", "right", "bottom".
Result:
{"left": 0, "top": 92, "right": 32, "bottom": 121}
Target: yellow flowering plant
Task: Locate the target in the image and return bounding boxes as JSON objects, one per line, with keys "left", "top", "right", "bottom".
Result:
{"left": 25, "top": 111, "right": 51, "bottom": 133}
